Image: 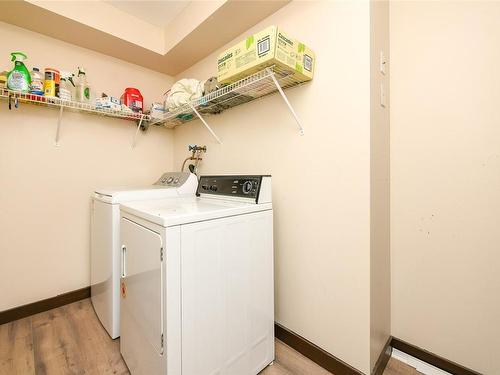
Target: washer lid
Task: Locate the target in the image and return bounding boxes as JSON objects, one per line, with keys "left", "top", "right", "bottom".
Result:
{"left": 93, "top": 172, "right": 198, "bottom": 204}
{"left": 120, "top": 196, "right": 272, "bottom": 227}
{"left": 95, "top": 185, "right": 166, "bottom": 196}
{"left": 94, "top": 185, "right": 179, "bottom": 204}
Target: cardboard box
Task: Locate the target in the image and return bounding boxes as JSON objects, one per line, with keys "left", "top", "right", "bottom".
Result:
{"left": 217, "top": 25, "right": 315, "bottom": 85}
{"left": 150, "top": 102, "right": 167, "bottom": 119}
{"left": 96, "top": 96, "right": 121, "bottom": 111}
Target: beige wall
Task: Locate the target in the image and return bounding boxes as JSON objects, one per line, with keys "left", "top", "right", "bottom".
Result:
{"left": 3, "top": 2, "right": 498, "bottom": 373}
{"left": 390, "top": 2, "right": 500, "bottom": 374}
{"left": 0, "top": 22, "right": 175, "bottom": 311}
{"left": 163, "top": 0, "right": 225, "bottom": 52}
{"left": 370, "top": 0, "right": 391, "bottom": 371}
{"left": 27, "top": 0, "right": 165, "bottom": 53}
{"left": 172, "top": 1, "right": 373, "bottom": 373}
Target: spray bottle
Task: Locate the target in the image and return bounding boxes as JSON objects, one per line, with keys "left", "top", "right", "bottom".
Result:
{"left": 75, "top": 67, "right": 91, "bottom": 103}
{"left": 7, "top": 52, "right": 31, "bottom": 92}
{"left": 59, "top": 71, "right": 75, "bottom": 101}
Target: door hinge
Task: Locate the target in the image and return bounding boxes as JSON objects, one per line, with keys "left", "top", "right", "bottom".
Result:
{"left": 161, "top": 333, "right": 164, "bottom": 348}
{"left": 160, "top": 247, "right": 164, "bottom": 261}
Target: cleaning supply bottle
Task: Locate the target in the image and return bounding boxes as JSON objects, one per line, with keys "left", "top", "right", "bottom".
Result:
{"left": 75, "top": 67, "right": 91, "bottom": 103}
{"left": 68, "top": 73, "right": 76, "bottom": 99}
{"left": 59, "top": 72, "right": 74, "bottom": 101}
{"left": 0, "top": 71, "right": 8, "bottom": 90}
{"left": 7, "top": 52, "right": 31, "bottom": 92}
{"left": 43, "top": 68, "right": 59, "bottom": 97}
{"left": 29, "top": 67, "right": 44, "bottom": 95}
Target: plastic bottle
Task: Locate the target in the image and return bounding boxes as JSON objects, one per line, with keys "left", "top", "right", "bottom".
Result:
{"left": 59, "top": 77, "right": 72, "bottom": 101}
{"left": 121, "top": 88, "right": 144, "bottom": 113}
{"left": 68, "top": 73, "right": 76, "bottom": 99}
{"left": 29, "top": 67, "right": 44, "bottom": 95}
{"left": 0, "top": 71, "right": 9, "bottom": 90}
{"left": 43, "top": 68, "right": 59, "bottom": 97}
{"left": 7, "top": 52, "right": 31, "bottom": 92}
{"left": 75, "top": 67, "right": 91, "bottom": 103}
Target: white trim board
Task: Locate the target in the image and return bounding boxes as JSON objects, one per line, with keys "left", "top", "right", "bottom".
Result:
{"left": 391, "top": 348, "right": 453, "bottom": 375}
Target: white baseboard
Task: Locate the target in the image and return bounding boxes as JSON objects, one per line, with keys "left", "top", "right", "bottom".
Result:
{"left": 391, "top": 348, "right": 452, "bottom": 375}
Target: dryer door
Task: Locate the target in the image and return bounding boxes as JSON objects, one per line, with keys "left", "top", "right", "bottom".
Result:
{"left": 120, "top": 217, "right": 164, "bottom": 375}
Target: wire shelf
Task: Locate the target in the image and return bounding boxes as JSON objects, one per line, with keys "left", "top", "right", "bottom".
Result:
{"left": 0, "top": 65, "right": 308, "bottom": 145}
{"left": 150, "top": 66, "right": 308, "bottom": 129}
{"left": 0, "top": 88, "right": 149, "bottom": 122}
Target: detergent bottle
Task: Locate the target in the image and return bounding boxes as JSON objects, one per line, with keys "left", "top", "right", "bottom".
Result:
{"left": 7, "top": 52, "right": 31, "bottom": 92}
{"left": 75, "top": 67, "right": 91, "bottom": 103}
{"left": 29, "top": 67, "right": 44, "bottom": 95}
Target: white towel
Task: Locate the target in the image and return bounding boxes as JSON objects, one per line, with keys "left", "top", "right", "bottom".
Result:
{"left": 165, "top": 79, "right": 203, "bottom": 110}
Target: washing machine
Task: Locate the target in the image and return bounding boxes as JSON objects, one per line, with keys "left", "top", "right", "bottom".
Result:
{"left": 90, "top": 172, "right": 198, "bottom": 339}
{"left": 119, "top": 175, "right": 274, "bottom": 375}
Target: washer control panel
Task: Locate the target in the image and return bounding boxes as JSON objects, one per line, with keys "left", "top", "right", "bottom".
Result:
{"left": 197, "top": 175, "right": 264, "bottom": 200}
{"left": 154, "top": 172, "right": 190, "bottom": 187}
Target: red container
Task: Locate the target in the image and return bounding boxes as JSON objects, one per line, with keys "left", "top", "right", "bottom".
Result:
{"left": 121, "top": 87, "right": 143, "bottom": 113}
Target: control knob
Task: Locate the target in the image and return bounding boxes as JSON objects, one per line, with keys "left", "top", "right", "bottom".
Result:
{"left": 242, "top": 181, "right": 253, "bottom": 194}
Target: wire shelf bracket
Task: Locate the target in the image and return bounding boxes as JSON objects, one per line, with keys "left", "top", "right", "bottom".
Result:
{"left": 54, "top": 105, "right": 64, "bottom": 146}
{"left": 266, "top": 68, "right": 305, "bottom": 135}
{"left": 188, "top": 103, "right": 222, "bottom": 144}
{"left": 131, "top": 114, "right": 145, "bottom": 148}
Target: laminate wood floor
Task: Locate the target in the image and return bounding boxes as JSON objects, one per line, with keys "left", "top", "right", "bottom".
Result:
{"left": 0, "top": 299, "right": 418, "bottom": 375}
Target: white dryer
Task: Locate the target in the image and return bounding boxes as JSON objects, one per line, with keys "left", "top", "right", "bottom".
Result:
{"left": 119, "top": 175, "right": 274, "bottom": 375}
{"left": 91, "top": 172, "right": 198, "bottom": 339}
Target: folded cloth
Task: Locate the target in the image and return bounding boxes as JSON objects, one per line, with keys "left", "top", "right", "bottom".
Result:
{"left": 165, "top": 79, "right": 203, "bottom": 110}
